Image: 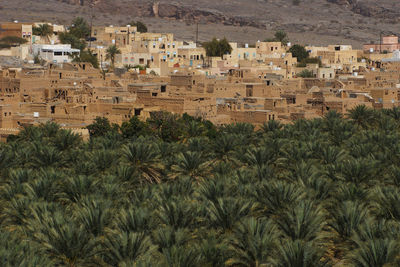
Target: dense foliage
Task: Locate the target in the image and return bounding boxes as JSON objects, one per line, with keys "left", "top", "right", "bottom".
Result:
{"left": 297, "top": 69, "right": 314, "bottom": 78}
{"left": 289, "top": 44, "right": 309, "bottom": 62}
{"left": 2, "top": 106, "right": 400, "bottom": 266}
{"left": 32, "top": 24, "right": 53, "bottom": 39}
{"left": 264, "top": 30, "right": 289, "bottom": 45}
{"left": 59, "top": 17, "right": 99, "bottom": 68}
{"left": 203, "top": 38, "right": 233, "bottom": 58}
{"left": 129, "top": 21, "right": 148, "bottom": 33}
{"left": 0, "top": 36, "right": 27, "bottom": 49}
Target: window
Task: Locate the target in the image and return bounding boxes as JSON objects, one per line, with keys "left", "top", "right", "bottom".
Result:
{"left": 51, "top": 106, "right": 55, "bottom": 114}
{"left": 161, "top": 85, "right": 166, "bottom": 92}
{"left": 134, "top": 108, "right": 142, "bottom": 116}
{"left": 139, "top": 58, "right": 144, "bottom": 64}
{"left": 152, "top": 92, "right": 158, "bottom": 97}
{"left": 54, "top": 51, "right": 63, "bottom": 56}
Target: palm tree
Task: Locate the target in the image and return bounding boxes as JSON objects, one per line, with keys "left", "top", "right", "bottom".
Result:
{"left": 207, "top": 198, "right": 253, "bottom": 230}
{"left": 91, "top": 149, "right": 118, "bottom": 173}
{"left": 328, "top": 201, "right": 368, "bottom": 239}
{"left": 29, "top": 144, "right": 65, "bottom": 168}
{"left": 106, "top": 45, "right": 121, "bottom": 69}
{"left": 0, "top": 231, "right": 53, "bottom": 267}
{"left": 260, "top": 119, "right": 283, "bottom": 133}
{"left": 277, "top": 200, "right": 325, "bottom": 242}
{"left": 155, "top": 198, "right": 196, "bottom": 230}
{"left": 252, "top": 180, "right": 304, "bottom": 217}
{"left": 349, "top": 219, "right": 400, "bottom": 267}
{"left": 226, "top": 217, "right": 277, "bottom": 267}
{"left": 243, "top": 146, "right": 276, "bottom": 168}
{"left": 113, "top": 207, "right": 151, "bottom": 233}
{"left": 121, "top": 141, "right": 163, "bottom": 183}
{"left": 33, "top": 23, "right": 53, "bottom": 42}
{"left": 103, "top": 230, "right": 156, "bottom": 266}
{"left": 198, "top": 176, "right": 228, "bottom": 202}
{"left": 160, "top": 245, "right": 200, "bottom": 267}
{"left": 382, "top": 106, "right": 400, "bottom": 120}
{"left": 23, "top": 171, "right": 60, "bottom": 202}
{"left": 171, "top": 151, "right": 209, "bottom": 179}
{"left": 27, "top": 210, "right": 100, "bottom": 267}
{"left": 318, "top": 146, "right": 347, "bottom": 165}
{"left": 275, "top": 240, "right": 331, "bottom": 267}
{"left": 75, "top": 197, "right": 112, "bottom": 237}
{"left": 53, "top": 130, "right": 82, "bottom": 151}
{"left": 213, "top": 134, "right": 239, "bottom": 163}
{"left": 371, "top": 186, "right": 400, "bottom": 220}
{"left": 348, "top": 105, "right": 376, "bottom": 129}
{"left": 338, "top": 158, "right": 377, "bottom": 185}
{"left": 57, "top": 175, "right": 97, "bottom": 204}
{"left": 350, "top": 239, "right": 400, "bottom": 267}
{"left": 198, "top": 234, "right": 229, "bottom": 267}
{"left": 152, "top": 226, "right": 192, "bottom": 250}
{"left": 40, "top": 121, "right": 60, "bottom": 138}
{"left": 186, "top": 120, "right": 206, "bottom": 137}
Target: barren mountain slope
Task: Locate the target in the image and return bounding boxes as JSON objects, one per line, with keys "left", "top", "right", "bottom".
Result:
{"left": 1, "top": 0, "right": 399, "bottom": 47}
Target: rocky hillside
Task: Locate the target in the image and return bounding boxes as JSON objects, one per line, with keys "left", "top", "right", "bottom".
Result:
{"left": 1, "top": 0, "right": 399, "bottom": 47}
{"left": 327, "top": 0, "right": 400, "bottom": 20}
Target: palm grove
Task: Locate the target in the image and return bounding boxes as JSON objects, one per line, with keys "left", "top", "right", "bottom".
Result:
{"left": 2, "top": 105, "right": 400, "bottom": 266}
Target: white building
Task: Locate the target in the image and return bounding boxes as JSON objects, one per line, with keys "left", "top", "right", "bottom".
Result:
{"left": 32, "top": 44, "right": 80, "bottom": 63}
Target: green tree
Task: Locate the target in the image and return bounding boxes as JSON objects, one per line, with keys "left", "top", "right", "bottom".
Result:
{"left": 33, "top": 24, "right": 53, "bottom": 41}
{"left": 69, "top": 17, "right": 90, "bottom": 39}
{"left": 120, "top": 116, "right": 150, "bottom": 139}
{"left": 0, "top": 36, "right": 27, "bottom": 48}
{"left": 130, "top": 21, "right": 148, "bottom": 33}
{"left": 203, "top": 38, "right": 232, "bottom": 58}
{"left": 227, "top": 217, "right": 277, "bottom": 267}
{"left": 297, "top": 69, "right": 314, "bottom": 78}
{"left": 86, "top": 117, "right": 116, "bottom": 137}
{"left": 274, "top": 30, "right": 289, "bottom": 44}
{"left": 72, "top": 50, "right": 99, "bottom": 68}
{"left": 289, "top": 44, "right": 309, "bottom": 62}
{"left": 59, "top": 32, "right": 86, "bottom": 51}
{"left": 106, "top": 45, "right": 121, "bottom": 68}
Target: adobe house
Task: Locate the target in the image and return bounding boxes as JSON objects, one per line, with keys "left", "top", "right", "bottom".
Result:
{"left": 0, "top": 22, "right": 33, "bottom": 43}
{"left": 363, "top": 36, "right": 400, "bottom": 53}
{"left": 2, "top": 22, "right": 400, "bottom": 135}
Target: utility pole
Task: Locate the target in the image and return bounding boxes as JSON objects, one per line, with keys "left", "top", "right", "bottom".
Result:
{"left": 195, "top": 23, "right": 199, "bottom": 46}
{"left": 89, "top": 3, "right": 94, "bottom": 49}
{"left": 100, "top": 54, "right": 105, "bottom": 80}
